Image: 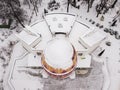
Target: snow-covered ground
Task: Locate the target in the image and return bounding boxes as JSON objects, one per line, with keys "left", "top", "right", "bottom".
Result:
{"left": 0, "top": 0, "right": 120, "bottom": 90}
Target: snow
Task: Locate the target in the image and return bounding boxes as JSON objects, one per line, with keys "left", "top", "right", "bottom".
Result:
{"left": 30, "top": 20, "right": 52, "bottom": 50}
{"left": 6, "top": 12, "right": 106, "bottom": 89}
{"left": 80, "top": 30, "right": 106, "bottom": 47}
{"left": 27, "top": 53, "right": 42, "bottom": 67}
{"left": 1, "top": 0, "right": 120, "bottom": 90}
{"left": 45, "top": 13, "right": 76, "bottom": 34}
{"left": 76, "top": 54, "right": 91, "bottom": 68}
{"left": 15, "top": 30, "right": 39, "bottom": 45}
{"left": 11, "top": 80, "right": 43, "bottom": 90}
{"left": 44, "top": 38, "right": 73, "bottom": 69}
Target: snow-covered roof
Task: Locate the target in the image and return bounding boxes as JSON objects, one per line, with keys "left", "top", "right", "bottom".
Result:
{"left": 45, "top": 13, "right": 76, "bottom": 34}
{"left": 79, "top": 30, "right": 106, "bottom": 48}
{"left": 44, "top": 38, "right": 74, "bottom": 69}
{"left": 15, "top": 30, "right": 39, "bottom": 46}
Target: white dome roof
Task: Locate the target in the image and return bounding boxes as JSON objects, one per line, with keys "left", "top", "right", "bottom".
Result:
{"left": 44, "top": 38, "right": 74, "bottom": 69}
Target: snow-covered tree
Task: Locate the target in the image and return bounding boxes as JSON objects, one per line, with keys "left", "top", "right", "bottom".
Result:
{"left": 0, "top": 0, "right": 27, "bottom": 28}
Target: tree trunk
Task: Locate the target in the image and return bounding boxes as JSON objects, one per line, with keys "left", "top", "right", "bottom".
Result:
{"left": 39, "top": 0, "right": 42, "bottom": 6}
{"left": 96, "top": 12, "right": 100, "bottom": 17}
{"left": 111, "top": 20, "right": 117, "bottom": 26}
{"left": 89, "top": 0, "right": 94, "bottom": 8}
{"left": 26, "top": 0, "right": 31, "bottom": 9}
{"left": 30, "top": 0, "right": 38, "bottom": 16}
{"left": 111, "top": 0, "right": 118, "bottom": 8}
{"left": 35, "top": 0, "right": 39, "bottom": 12}
{"left": 87, "top": 0, "right": 90, "bottom": 12}
{"left": 67, "top": 0, "right": 70, "bottom": 12}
